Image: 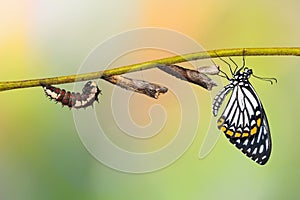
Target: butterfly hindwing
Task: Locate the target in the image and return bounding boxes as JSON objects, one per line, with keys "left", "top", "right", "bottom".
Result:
{"left": 228, "top": 107, "right": 271, "bottom": 165}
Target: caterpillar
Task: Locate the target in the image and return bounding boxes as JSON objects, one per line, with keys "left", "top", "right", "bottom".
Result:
{"left": 42, "top": 81, "right": 101, "bottom": 109}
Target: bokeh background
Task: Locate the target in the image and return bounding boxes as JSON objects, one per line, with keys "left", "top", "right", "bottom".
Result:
{"left": 0, "top": 1, "right": 299, "bottom": 200}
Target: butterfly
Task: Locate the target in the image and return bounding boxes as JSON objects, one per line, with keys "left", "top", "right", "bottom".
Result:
{"left": 212, "top": 56, "right": 276, "bottom": 165}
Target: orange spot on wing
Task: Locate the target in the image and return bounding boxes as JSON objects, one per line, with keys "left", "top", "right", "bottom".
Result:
{"left": 221, "top": 126, "right": 226, "bottom": 132}
{"left": 217, "top": 118, "right": 225, "bottom": 128}
{"left": 257, "top": 118, "right": 261, "bottom": 127}
{"left": 235, "top": 132, "right": 241, "bottom": 137}
{"left": 242, "top": 132, "right": 249, "bottom": 137}
{"left": 250, "top": 126, "right": 257, "bottom": 135}
{"left": 226, "top": 130, "right": 234, "bottom": 136}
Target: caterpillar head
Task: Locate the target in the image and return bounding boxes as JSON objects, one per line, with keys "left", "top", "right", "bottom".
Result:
{"left": 82, "top": 81, "right": 102, "bottom": 102}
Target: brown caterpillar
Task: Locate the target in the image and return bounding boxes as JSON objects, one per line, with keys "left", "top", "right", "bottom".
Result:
{"left": 42, "top": 81, "right": 101, "bottom": 109}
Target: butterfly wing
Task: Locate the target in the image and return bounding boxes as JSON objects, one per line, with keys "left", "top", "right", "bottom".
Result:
{"left": 228, "top": 106, "right": 271, "bottom": 165}
{"left": 216, "top": 83, "right": 272, "bottom": 165}
{"left": 217, "top": 83, "right": 263, "bottom": 138}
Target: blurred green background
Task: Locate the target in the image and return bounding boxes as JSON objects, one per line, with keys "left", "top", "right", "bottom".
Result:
{"left": 0, "top": 1, "right": 299, "bottom": 200}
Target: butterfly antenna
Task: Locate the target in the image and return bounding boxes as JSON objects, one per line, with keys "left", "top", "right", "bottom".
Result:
{"left": 235, "top": 49, "right": 247, "bottom": 73}
{"left": 252, "top": 74, "right": 278, "bottom": 85}
{"left": 228, "top": 57, "right": 239, "bottom": 74}
{"left": 218, "top": 68, "right": 230, "bottom": 80}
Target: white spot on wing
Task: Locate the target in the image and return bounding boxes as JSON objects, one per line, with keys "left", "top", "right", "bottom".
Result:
{"left": 257, "top": 128, "right": 263, "bottom": 143}
{"left": 265, "top": 138, "right": 269, "bottom": 150}
{"left": 237, "top": 86, "right": 245, "bottom": 110}
{"left": 259, "top": 145, "right": 264, "bottom": 153}
{"left": 253, "top": 147, "right": 258, "bottom": 155}
{"left": 243, "top": 110, "right": 250, "bottom": 128}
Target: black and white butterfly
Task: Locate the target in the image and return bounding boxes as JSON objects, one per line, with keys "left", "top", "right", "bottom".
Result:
{"left": 213, "top": 56, "right": 276, "bottom": 165}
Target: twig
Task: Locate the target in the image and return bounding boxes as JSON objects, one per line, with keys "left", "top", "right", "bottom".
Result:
{"left": 0, "top": 47, "right": 299, "bottom": 92}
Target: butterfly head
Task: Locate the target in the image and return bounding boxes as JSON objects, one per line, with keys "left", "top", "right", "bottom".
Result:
{"left": 232, "top": 68, "right": 253, "bottom": 83}
{"left": 243, "top": 68, "right": 253, "bottom": 78}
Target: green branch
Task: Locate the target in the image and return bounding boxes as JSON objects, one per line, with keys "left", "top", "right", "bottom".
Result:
{"left": 1, "top": 47, "right": 299, "bottom": 92}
